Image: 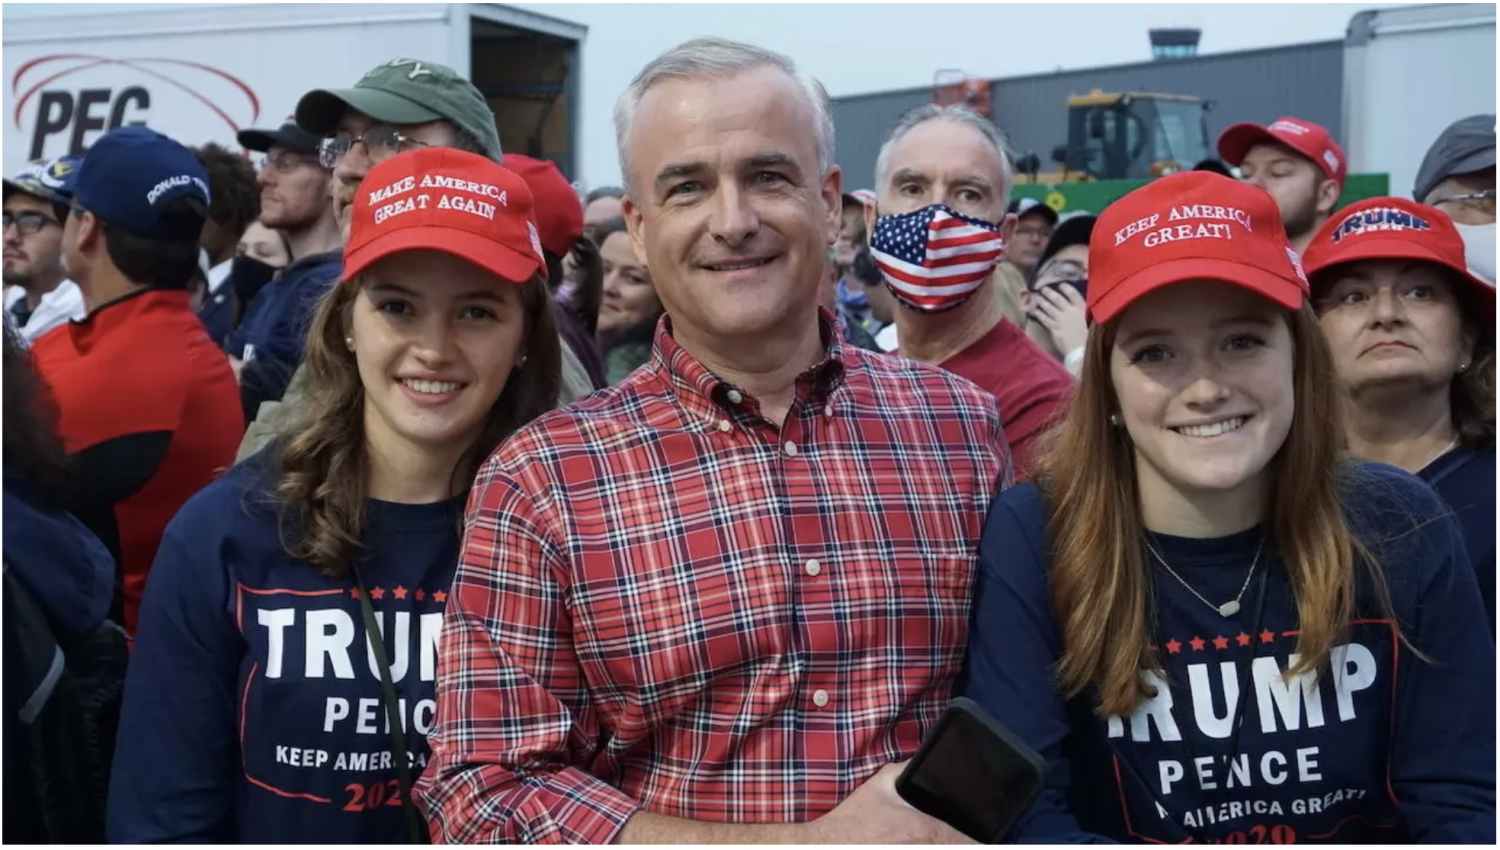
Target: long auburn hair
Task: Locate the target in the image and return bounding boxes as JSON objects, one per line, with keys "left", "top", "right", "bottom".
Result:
{"left": 1451, "top": 279, "right": 1496, "bottom": 448}
{"left": 1037, "top": 303, "right": 1399, "bottom": 718}
{"left": 2, "top": 324, "right": 72, "bottom": 505}
{"left": 273, "top": 271, "right": 561, "bottom": 576}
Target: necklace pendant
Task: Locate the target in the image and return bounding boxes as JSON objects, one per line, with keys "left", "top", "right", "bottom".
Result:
{"left": 1218, "top": 600, "right": 1241, "bottom": 617}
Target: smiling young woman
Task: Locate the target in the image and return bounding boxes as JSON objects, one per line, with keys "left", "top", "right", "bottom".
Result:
{"left": 106, "top": 148, "right": 560, "bottom": 845}
{"left": 960, "top": 172, "right": 1495, "bottom": 845}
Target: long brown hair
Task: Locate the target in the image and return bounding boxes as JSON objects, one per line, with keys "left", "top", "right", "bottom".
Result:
{"left": 273, "top": 272, "right": 561, "bottom": 576}
{"left": 1038, "top": 303, "right": 1398, "bottom": 717}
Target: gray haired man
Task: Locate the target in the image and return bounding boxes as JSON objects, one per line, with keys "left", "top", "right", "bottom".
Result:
{"left": 1415, "top": 114, "right": 1496, "bottom": 283}
{"left": 417, "top": 37, "right": 1005, "bottom": 844}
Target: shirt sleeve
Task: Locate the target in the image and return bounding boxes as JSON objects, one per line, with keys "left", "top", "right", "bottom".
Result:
{"left": 1389, "top": 510, "right": 1497, "bottom": 843}
{"left": 415, "top": 462, "right": 640, "bottom": 844}
{"left": 106, "top": 525, "right": 240, "bottom": 843}
{"left": 958, "top": 495, "right": 1113, "bottom": 844}
{"left": 1003, "top": 372, "right": 1071, "bottom": 483}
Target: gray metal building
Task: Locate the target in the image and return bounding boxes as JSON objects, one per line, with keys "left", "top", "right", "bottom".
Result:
{"left": 831, "top": 40, "right": 1345, "bottom": 191}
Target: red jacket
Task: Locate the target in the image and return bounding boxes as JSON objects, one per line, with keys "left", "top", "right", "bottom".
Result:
{"left": 33, "top": 288, "right": 242, "bottom": 634}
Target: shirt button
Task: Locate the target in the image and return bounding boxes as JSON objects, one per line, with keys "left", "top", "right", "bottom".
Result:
{"left": 812, "top": 689, "right": 830, "bottom": 708}
{"left": 805, "top": 559, "right": 821, "bottom": 577}
{"left": 823, "top": 404, "right": 834, "bottom": 417}
{"left": 783, "top": 441, "right": 798, "bottom": 457}
{"left": 717, "top": 419, "right": 732, "bottom": 432}
{"left": 726, "top": 389, "right": 744, "bottom": 404}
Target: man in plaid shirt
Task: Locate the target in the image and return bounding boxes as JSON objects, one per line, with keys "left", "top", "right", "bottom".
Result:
{"left": 417, "top": 37, "right": 1011, "bottom": 844}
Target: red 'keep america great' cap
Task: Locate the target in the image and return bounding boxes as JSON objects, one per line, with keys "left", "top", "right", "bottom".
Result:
{"left": 344, "top": 147, "right": 546, "bottom": 284}
{"left": 1088, "top": 171, "right": 1310, "bottom": 325}
{"left": 1302, "top": 196, "right": 1496, "bottom": 327}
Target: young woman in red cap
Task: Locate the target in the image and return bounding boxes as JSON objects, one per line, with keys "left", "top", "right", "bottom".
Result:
{"left": 1302, "top": 198, "right": 1496, "bottom": 628}
{"left": 961, "top": 171, "right": 1495, "bottom": 844}
{"left": 107, "top": 148, "right": 561, "bottom": 844}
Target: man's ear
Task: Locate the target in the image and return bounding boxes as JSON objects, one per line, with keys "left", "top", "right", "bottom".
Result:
{"left": 622, "top": 194, "right": 646, "bottom": 261}
{"left": 1316, "top": 178, "right": 1342, "bottom": 217}
{"left": 863, "top": 196, "right": 878, "bottom": 241}
{"left": 76, "top": 210, "right": 102, "bottom": 252}
{"left": 820, "top": 165, "right": 844, "bottom": 249}
{"left": 999, "top": 212, "right": 1019, "bottom": 245}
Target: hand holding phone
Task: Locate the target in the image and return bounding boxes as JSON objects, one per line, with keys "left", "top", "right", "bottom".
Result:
{"left": 895, "top": 697, "right": 1048, "bottom": 844}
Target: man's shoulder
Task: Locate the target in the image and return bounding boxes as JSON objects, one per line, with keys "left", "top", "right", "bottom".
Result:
{"left": 848, "top": 346, "right": 1003, "bottom": 422}
{"left": 492, "top": 367, "right": 669, "bottom": 463}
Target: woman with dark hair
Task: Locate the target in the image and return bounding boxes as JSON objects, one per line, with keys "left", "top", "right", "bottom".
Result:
{"left": 962, "top": 173, "right": 1494, "bottom": 843}
{"left": 594, "top": 215, "right": 664, "bottom": 384}
{"left": 3, "top": 323, "right": 117, "bottom": 844}
{"left": 1302, "top": 198, "right": 1496, "bottom": 627}
{"left": 107, "top": 149, "right": 562, "bottom": 844}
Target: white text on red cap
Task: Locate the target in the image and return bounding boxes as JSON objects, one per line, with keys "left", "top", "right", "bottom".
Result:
{"left": 368, "top": 172, "right": 509, "bottom": 226}
{"left": 1114, "top": 204, "right": 1254, "bottom": 249}
{"left": 1267, "top": 119, "right": 1310, "bottom": 136}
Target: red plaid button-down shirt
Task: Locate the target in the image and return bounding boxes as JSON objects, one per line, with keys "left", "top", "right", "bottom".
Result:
{"left": 417, "top": 313, "right": 1011, "bottom": 843}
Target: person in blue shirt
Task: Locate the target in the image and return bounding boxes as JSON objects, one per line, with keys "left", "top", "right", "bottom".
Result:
{"left": 961, "top": 172, "right": 1495, "bottom": 844}
{"left": 1302, "top": 197, "right": 1496, "bottom": 629}
{"left": 107, "top": 148, "right": 562, "bottom": 844}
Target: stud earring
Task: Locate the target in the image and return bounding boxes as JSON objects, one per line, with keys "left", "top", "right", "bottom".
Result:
{"left": 1458, "top": 362, "right": 1471, "bottom": 374}
{"left": 345, "top": 336, "right": 355, "bottom": 350}
{"left": 1109, "top": 413, "right": 1121, "bottom": 427}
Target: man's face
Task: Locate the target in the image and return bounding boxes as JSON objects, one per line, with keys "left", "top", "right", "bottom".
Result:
{"left": 1239, "top": 143, "right": 1331, "bottom": 240}
{"left": 874, "top": 118, "right": 1009, "bottom": 223}
{"left": 257, "top": 144, "right": 331, "bottom": 232}
{"left": 834, "top": 202, "right": 865, "bottom": 271}
{"left": 2, "top": 193, "right": 65, "bottom": 288}
{"left": 332, "top": 110, "right": 461, "bottom": 241}
{"left": 1010, "top": 210, "right": 1055, "bottom": 272}
{"left": 621, "top": 66, "right": 841, "bottom": 346}
{"left": 584, "top": 195, "right": 623, "bottom": 228}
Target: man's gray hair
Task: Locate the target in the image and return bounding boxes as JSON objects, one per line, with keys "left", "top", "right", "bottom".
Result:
{"left": 873, "top": 104, "right": 1015, "bottom": 211}
{"left": 613, "top": 37, "right": 837, "bottom": 197}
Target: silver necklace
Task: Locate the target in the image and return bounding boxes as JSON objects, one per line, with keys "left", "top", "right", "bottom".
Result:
{"left": 1146, "top": 536, "right": 1264, "bottom": 618}
{"left": 1418, "top": 436, "right": 1460, "bottom": 473}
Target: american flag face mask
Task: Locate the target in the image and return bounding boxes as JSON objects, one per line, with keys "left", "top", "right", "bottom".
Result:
{"left": 869, "top": 203, "right": 1006, "bottom": 313}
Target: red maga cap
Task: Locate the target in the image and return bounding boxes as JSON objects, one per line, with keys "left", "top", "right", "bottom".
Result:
{"left": 1218, "top": 116, "right": 1347, "bottom": 185}
{"left": 1302, "top": 196, "right": 1496, "bottom": 326}
{"left": 502, "top": 153, "right": 583, "bottom": 258}
{"left": 345, "top": 147, "right": 546, "bottom": 284}
{"left": 1088, "top": 171, "right": 1310, "bottom": 325}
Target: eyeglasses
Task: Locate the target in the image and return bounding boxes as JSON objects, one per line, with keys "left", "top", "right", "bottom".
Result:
{"left": 318, "top": 126, "right": 433, "bottom": 169}
{"left": 1033, "top": 258, "right": 1086, "bottom": 288}
{"left": 255, "top": 152, "right": 323, "bottom": 175}
{"left": 1, "top": 211, "right": 58, "bottom": 236}
{"left": 1430, "top": 188, "right": 1496, "bottom": 214}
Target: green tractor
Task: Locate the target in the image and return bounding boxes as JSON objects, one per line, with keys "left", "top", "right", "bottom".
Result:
{"left": 1009, "top": 90, "right": 1389, "bottom": 215}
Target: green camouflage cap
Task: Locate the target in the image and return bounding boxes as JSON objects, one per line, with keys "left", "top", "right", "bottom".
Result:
{"left": 295, "top": 58, "right": 501, "bottom": 161}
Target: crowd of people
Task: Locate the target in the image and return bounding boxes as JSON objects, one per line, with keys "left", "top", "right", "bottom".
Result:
{"left": 2, "top": 35, "right": 1494, "bottom": 845}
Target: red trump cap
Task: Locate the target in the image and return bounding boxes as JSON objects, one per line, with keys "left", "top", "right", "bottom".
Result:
{"left": 345, "top": 147, "right": 546, "bottom": 284}
{"left": 1088, "top": 171, "right": 1310, "bottom": 324}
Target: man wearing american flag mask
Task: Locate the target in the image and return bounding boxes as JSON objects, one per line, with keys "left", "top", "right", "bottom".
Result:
{"left": 864, "top": 104, "right": 1073, "bottom": 480}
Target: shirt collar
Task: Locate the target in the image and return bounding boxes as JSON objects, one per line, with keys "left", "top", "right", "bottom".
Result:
{"left": 648, "top": 306, "right": 851, "bottom": 419}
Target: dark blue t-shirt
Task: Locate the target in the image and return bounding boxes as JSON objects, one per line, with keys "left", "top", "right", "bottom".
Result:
{"left": 1419, "top": 444, "right": 1495, "bottom": 629}
{"left": 962, "top": 461, "right": 1495, "bottom": 844}
{"left": 107, "top": 457, "right": 462, "bottom": 844}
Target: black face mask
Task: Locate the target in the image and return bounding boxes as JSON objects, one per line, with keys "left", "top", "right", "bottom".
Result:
{"left": 229, "top": 256, "right": 279, "bottom": 306}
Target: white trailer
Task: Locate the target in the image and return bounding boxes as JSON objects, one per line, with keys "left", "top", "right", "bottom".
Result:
{"left": 1343, "top": 3, "right": 1497, "bottom": 200}
{"left": 2, "top": 3, "right": 587, "bottom": 179}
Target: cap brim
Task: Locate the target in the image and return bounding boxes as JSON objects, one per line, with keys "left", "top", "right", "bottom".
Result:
{"left": 1216, "top": 123, "right": 1276, "bottom": 167}
{"left": 236, "top": 129, "right": 278, "bottom": 153}
{"left": 295, "top": 87, "right": 444, "bottom": 137}
{"left": 2, "top": 178, "right": 62, "bottom": 205}
{"left": 343, "top": 226, "right": 542, "bottom": 287}
{"left": 1308, "top": 238, "right": 1496, "bottom": 327}
{"left": 1447, "top": 147, "right": 1498, "bottom": 179}
{"left": 1090, "top": 258, "right": 1306, "bottom": 325}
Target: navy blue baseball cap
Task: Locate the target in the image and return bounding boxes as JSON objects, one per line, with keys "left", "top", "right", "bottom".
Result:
{"left": 3, "top": 155, "right": 82, "bottom": 206}
{"left": 73, "top": 126, "right": 211, "bottom": 241}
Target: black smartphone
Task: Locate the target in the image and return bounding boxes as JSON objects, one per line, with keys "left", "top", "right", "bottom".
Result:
{"left": 895, "top": 697, "right": 1048, "bottom": 844}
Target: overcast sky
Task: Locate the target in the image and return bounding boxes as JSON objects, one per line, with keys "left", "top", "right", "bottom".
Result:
{"left": 4, "top": 1, "right": 1401, "bottom": 185}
